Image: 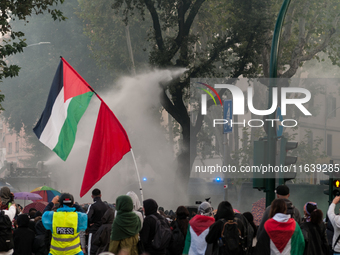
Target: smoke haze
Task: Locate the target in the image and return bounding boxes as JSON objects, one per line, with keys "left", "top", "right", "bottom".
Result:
{"left": 43, "top": 68, "right": 186, "bottom": 208}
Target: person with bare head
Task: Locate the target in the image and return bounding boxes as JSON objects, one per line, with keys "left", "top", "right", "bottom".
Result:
{"left": 87, "top": 188, "right": 109, "bottom": 255}
{"left": 256, "top": 199, "right": 305, "bottom": 255}
{"left": 206, "top": 201, "right": 243, "bottom": 255}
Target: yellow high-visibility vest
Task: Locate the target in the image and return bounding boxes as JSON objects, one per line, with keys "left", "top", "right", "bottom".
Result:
{"left": 50, "top": 211, "right": 81, "bottom": 255}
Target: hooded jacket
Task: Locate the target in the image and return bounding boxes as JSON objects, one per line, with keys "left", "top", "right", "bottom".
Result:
{"left": 92, "top": 208, "right": 115, "bottom": 255}
{"left": 126, "top": 191, "right": 144, "bottom": 227}
{"left": 109, "top": 195, "right": 141, "bottom": 255}
{"left": 13, "top": 214, "right": 35, "bottom": 255}
{"left": 183, "top": 215, "right": 215, "bottom": 255}
{"left": 256, "top": 213, "right": 305, "bottom": 255}
{"left": 257, "top": 199, "right": 302, "bottom": 239}
{"left": 140, "top": 199, "right": 170, "bottom": 255}
{"left": 32, "top": 220, "right": 49, "bottom": 255}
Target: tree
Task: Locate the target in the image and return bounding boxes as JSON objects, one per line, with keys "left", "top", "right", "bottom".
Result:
{"left": 0, "top": 0, "right": 66, "bottom": 110}
{"left": 78, "top": 0, "right": 272, "bottom": 197}
{"left": 1, "top": 0, "right": 113, "bottom": 166}
{"left": 78, "top": 0, "right": 340, "bottom": 199}
{"left": 77, "top": 0, "right": 150, "bottom": 74}
{"left": 272, "top": 0, "right": 340, "bottom": 78}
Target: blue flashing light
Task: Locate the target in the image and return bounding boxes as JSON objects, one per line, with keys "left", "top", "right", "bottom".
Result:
{"left": 142, "top": 177, "right": 147, "bottom": 181}
{"left": 216, "top": 177, "right": 222, "bottom": 182}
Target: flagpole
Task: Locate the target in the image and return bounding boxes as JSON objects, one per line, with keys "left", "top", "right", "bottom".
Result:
{"left": 130, "top": 149, "right": 144, "bottom": 203}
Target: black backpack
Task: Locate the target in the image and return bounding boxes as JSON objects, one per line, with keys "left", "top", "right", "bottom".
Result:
{"left": 168, "top": 220, "right": 185, "bottom": 255}
{"left": 218, "top": 219, "right": 243, "bottom": 255}
{"left": 287, "top": 204, "right": 295, "bottom": 219}
{"left": 234, "top": 213, "right": 254, "bottom": 255}
{"left": 150, "top": 215, "right": 172, "bottom": 250}
{"left": 0, "top": 210, "right": 14, "bottom": 252}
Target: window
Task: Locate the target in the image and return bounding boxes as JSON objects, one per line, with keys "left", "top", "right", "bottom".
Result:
{"left": 327, "top": 96, "right": 336, "bottom": 118}
{"left": 327, "top": 134, "right": 332, "bottom": 156}
{"left": 15, "top": 141, "right": 19, "bottom": 153}
{"left": 8, "top": 143, "right": 12, "bottom": 154}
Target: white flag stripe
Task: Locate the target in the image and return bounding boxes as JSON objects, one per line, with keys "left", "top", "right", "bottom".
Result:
{"left": 39, "top": 87, "right": 71, "bottom": 149}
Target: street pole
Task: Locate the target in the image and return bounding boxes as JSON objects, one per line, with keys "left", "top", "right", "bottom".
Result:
{"left": 266, "top": 0, "right": 292, "bottom": 207}
{"left": 26, "top": 42, "right": 51, "bottom": 47}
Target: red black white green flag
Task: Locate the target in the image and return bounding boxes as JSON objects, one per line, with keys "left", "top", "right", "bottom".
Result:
{"left": 33, "top": 57, "right": 131, "bottom": 197}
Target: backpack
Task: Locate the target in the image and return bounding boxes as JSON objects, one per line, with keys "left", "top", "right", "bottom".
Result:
{"left": 287, "top": 204, "right": 295, "bottom": 219}
{"left": 150, "top": 214, "right": 172, "bottom": 250}
{"left": 234, "top": 213, "right": 254, "bottom": 255}
{"left": 168, "top": 220, "right": 185, "bottom": 255}
{"left": 0, "top": 210, "right": 14, "bottom": 252}
{"left": 218, "top": 219, "right": 243, "bottom": 255}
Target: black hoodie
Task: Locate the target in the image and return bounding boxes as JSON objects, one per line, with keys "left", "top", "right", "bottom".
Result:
{"left": 13, "top": 214, "right": 35, "bottom": 255}
{"left": 92, "top": 208, "right": 115, "bottom": 255}
{"left": 140, "top": 199, "right": 169, "bottom": 255}
{"left": 32, "top": 220, "right": 48, "bottom": 255}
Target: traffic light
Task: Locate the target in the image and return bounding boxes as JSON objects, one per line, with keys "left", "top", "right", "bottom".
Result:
{"left": 253, "top": 140, "right": 267, "bottom": 190}
{"left": 279, "top": 136, "right": 298, "bottom": 165}
{"left": 321, "top": 176, "right": 332, "bottom": 198}
{"left": 333, "top": 179, "right": 340, "bottom": 196}
{"left": 322, "top": 163, "right": 337, "bottom": 205}
{"left": 278, "top": 136, "right": 298, "bottom": 184}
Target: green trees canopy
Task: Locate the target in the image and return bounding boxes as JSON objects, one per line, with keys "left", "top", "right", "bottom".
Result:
{"left": 77, "top": 0, "right": 340, "bottom": 190}
{"left": 0, "top": 0, "right": 66, "bottom": 110}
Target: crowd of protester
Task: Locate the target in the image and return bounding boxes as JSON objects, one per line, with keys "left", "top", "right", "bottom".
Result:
{"left": 0, "top": 184, "right": 339, "bottom": 255}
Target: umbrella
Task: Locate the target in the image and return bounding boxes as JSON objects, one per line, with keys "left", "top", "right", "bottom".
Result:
{"left": 30, "top": 186, "right": 61, "bottom": 203}
{"left": 14, "top": 192, "right": 42, "bottom": 200}
{"left": 23, "top": 201, "right": 49, "bottom": 214}
{"left": 14, "top": 192, "right": 42, "bottom": 206}
{"left": 0, "top": 180, "right": 18, "bottom": 193}
{"left": 251, "top": 197, "right": 266, "bottom": 226}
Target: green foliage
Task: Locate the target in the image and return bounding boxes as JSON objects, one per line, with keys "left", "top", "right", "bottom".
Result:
{"left": 0, "top": 92, "right": 4, "bottom": 111}
{"left": 288, "top": 129, "right": 327, "bottom": 166}
{"left": 77, "top": 0, "right": 340, "bottom": 185}
{"left": 1, "top": 0, "right": 112, "bottom": 166}
{"left": 276, "top": 0, "right": 340, "bottom": 78}
{"left": 0, "top": 0, "right": 66, "bottom": 110}
{"left": 77, "top": 0, "right": 150, "bottom": 73}
{"left": 231, "top": 128, "right": 267, "bottom": 168}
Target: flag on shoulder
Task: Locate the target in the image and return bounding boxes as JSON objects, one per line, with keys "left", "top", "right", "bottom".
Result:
{"left": 183, "top": 215, "right": 215, "bottom": 255}
{"left": 33, "top": 57, "right": 131, "bottom": 197}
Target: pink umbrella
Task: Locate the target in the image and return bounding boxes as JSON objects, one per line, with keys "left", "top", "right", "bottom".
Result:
{"left": 251, "top": 197, "right": 266, "bottom": 226}
{"left": 23, "top": 201, "right": 49, "bottom": 214}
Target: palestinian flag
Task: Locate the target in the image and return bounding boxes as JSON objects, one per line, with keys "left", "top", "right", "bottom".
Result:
{"left": 183, "top": 215, "right": 215, "bottom": 255}
{"left": 33, "top": 57, "right": 131, "bottom": 197}
{"left": 264, "top": 218, "right": 305, "bottom": 255}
